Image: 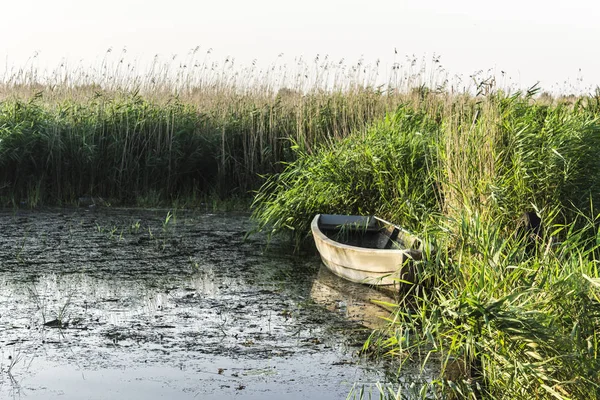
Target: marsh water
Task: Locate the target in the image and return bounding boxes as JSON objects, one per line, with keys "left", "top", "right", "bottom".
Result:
{"left": 0, "top": 208, "right": 400, "bottom": 399}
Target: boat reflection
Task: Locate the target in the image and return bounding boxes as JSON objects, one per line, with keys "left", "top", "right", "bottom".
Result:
{"left": 310, "top": 266, "right": 397, "bottom": 330}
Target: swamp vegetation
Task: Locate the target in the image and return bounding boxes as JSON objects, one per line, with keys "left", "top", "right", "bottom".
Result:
{"left": 0, "top": 82, "right": 400, "bottom": 206}
{"left": 253, "top": 88, "right": 600, "bottom": 399}
{"left": 1, "top": 56, "right": 600, "bottom": 398}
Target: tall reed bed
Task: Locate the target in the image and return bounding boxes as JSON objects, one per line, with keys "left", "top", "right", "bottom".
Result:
{"left": 252, "top": 89, "right": 600, "bottom": 399}
{"left": 0, "top": 87, "right": 414, "bottom": 206}
{"left": 0, "top": 51, "right": 496, "bottom": 206}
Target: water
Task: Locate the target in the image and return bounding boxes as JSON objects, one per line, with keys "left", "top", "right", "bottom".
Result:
{"left": 0, "top": 208, "right": 396, "bottom": 399}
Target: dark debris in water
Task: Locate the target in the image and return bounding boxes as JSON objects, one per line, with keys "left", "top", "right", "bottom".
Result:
{"left": 0, "top": 208, "right": 391, "bottom": 399}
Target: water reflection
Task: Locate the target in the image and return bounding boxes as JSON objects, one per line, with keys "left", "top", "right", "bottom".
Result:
{"left": 310, "top": 267, "right": 395, "bottom": 330}
{"left": 0, "top": 209, "right": 390, "bottom": 399}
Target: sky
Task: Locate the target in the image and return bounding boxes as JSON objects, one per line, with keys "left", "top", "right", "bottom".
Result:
{"left": 1, "top": 0, "right": 598, "bottom": 93}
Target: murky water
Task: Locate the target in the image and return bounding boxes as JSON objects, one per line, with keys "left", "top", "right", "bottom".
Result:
{"left": 0, "top": 208, "right": 396, "bottom": 399}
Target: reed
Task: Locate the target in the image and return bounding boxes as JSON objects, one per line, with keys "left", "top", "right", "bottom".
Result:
{"left": 0, "top": 52, "right": 444, "bottom": 206}
{"left": 251, "top": 104, "right": 441, "bottom": 243}
{"left": 252, "top": 88, "right": 600, "bottom": 399}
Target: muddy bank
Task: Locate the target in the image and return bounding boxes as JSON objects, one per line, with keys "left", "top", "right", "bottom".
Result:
{"left": 0, "top": 208, "right": 396, "bottom": 399}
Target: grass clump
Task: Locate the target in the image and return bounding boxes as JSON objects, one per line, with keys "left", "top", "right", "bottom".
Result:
{"left": 0, "top": 52, "right": 456, "bottom": 207}
{"left": 0, "top": 88, "right": 411, "bottom": 207}
{"left": 252, "top": 89, "right": 600, "bottom": 399}
{"left": 0, "top": 95, "right": 221, "bottom": 205}
{"left": 369, "top": 213, "right": 600, "bottom": 400}
{"left": 251, "top": 105, "right": 440, "bottom": 242}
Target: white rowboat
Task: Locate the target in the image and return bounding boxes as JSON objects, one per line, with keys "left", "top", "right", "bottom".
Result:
{"left": 311, "top": 214, "right": 422, "bottom": 286}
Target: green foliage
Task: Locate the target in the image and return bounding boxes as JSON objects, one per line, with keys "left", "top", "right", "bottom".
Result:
{"left": 0, "top": 96, "right": 220, "bottom": 204}
{"left": 0, "top": 87, "right": 402, "bottom": 206}
{"left": 494, "top": 93, "right": 600, "bottom": 221}
{"left": 252, "top": 90, "right": 600, "bottom": 399}
{"left": 366, "top": 213, "right": 600, "bottom": 400}
{"left": 251, "top": 106, "right": 441, "bottom": 242}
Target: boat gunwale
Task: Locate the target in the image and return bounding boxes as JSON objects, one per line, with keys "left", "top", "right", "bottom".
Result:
{"left": 311, "top": 214, "right": 418, "bottom": 255}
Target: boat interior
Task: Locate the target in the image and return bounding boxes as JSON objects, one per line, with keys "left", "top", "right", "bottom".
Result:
{"left": 318, "top": 214, "right": 421, "bottom": 252}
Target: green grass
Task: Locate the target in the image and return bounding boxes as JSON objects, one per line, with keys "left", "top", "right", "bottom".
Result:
{"left": 252, "top": 88, "right": 600, "bottom": 399}
{"left": 0, "top": 89, "right": 415, "bottom": 206}
{"left": 0, "top": 52, "right": 458, "bottom": 207}
{"left": 251, "top": 105, "right": 441, "bottom": 243}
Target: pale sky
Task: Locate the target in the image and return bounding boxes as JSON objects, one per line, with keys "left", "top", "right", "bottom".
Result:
{"left": 2, "top": 0, "right": 598, "bottom": 93}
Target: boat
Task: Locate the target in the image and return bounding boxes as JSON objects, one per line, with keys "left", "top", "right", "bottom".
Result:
{"left": 311, "top": 214, "right": 422, "bottom": 286}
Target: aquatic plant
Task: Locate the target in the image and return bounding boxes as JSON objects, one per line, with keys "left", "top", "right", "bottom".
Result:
{"left": 253, "top": 89, "right": 600, "bottom": 399}
{"left": 251, "top": 105, "right": 441, "bottom": 243}
{"left": 360, "top": 211, "right": 600, "bottom": 400}
{"left": 0, "top": 52, "right": 446, "bottom": 207}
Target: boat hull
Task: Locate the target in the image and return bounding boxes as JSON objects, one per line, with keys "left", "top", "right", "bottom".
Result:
{"left": 311, "top": 214, "right": 419, "bottom": 286}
